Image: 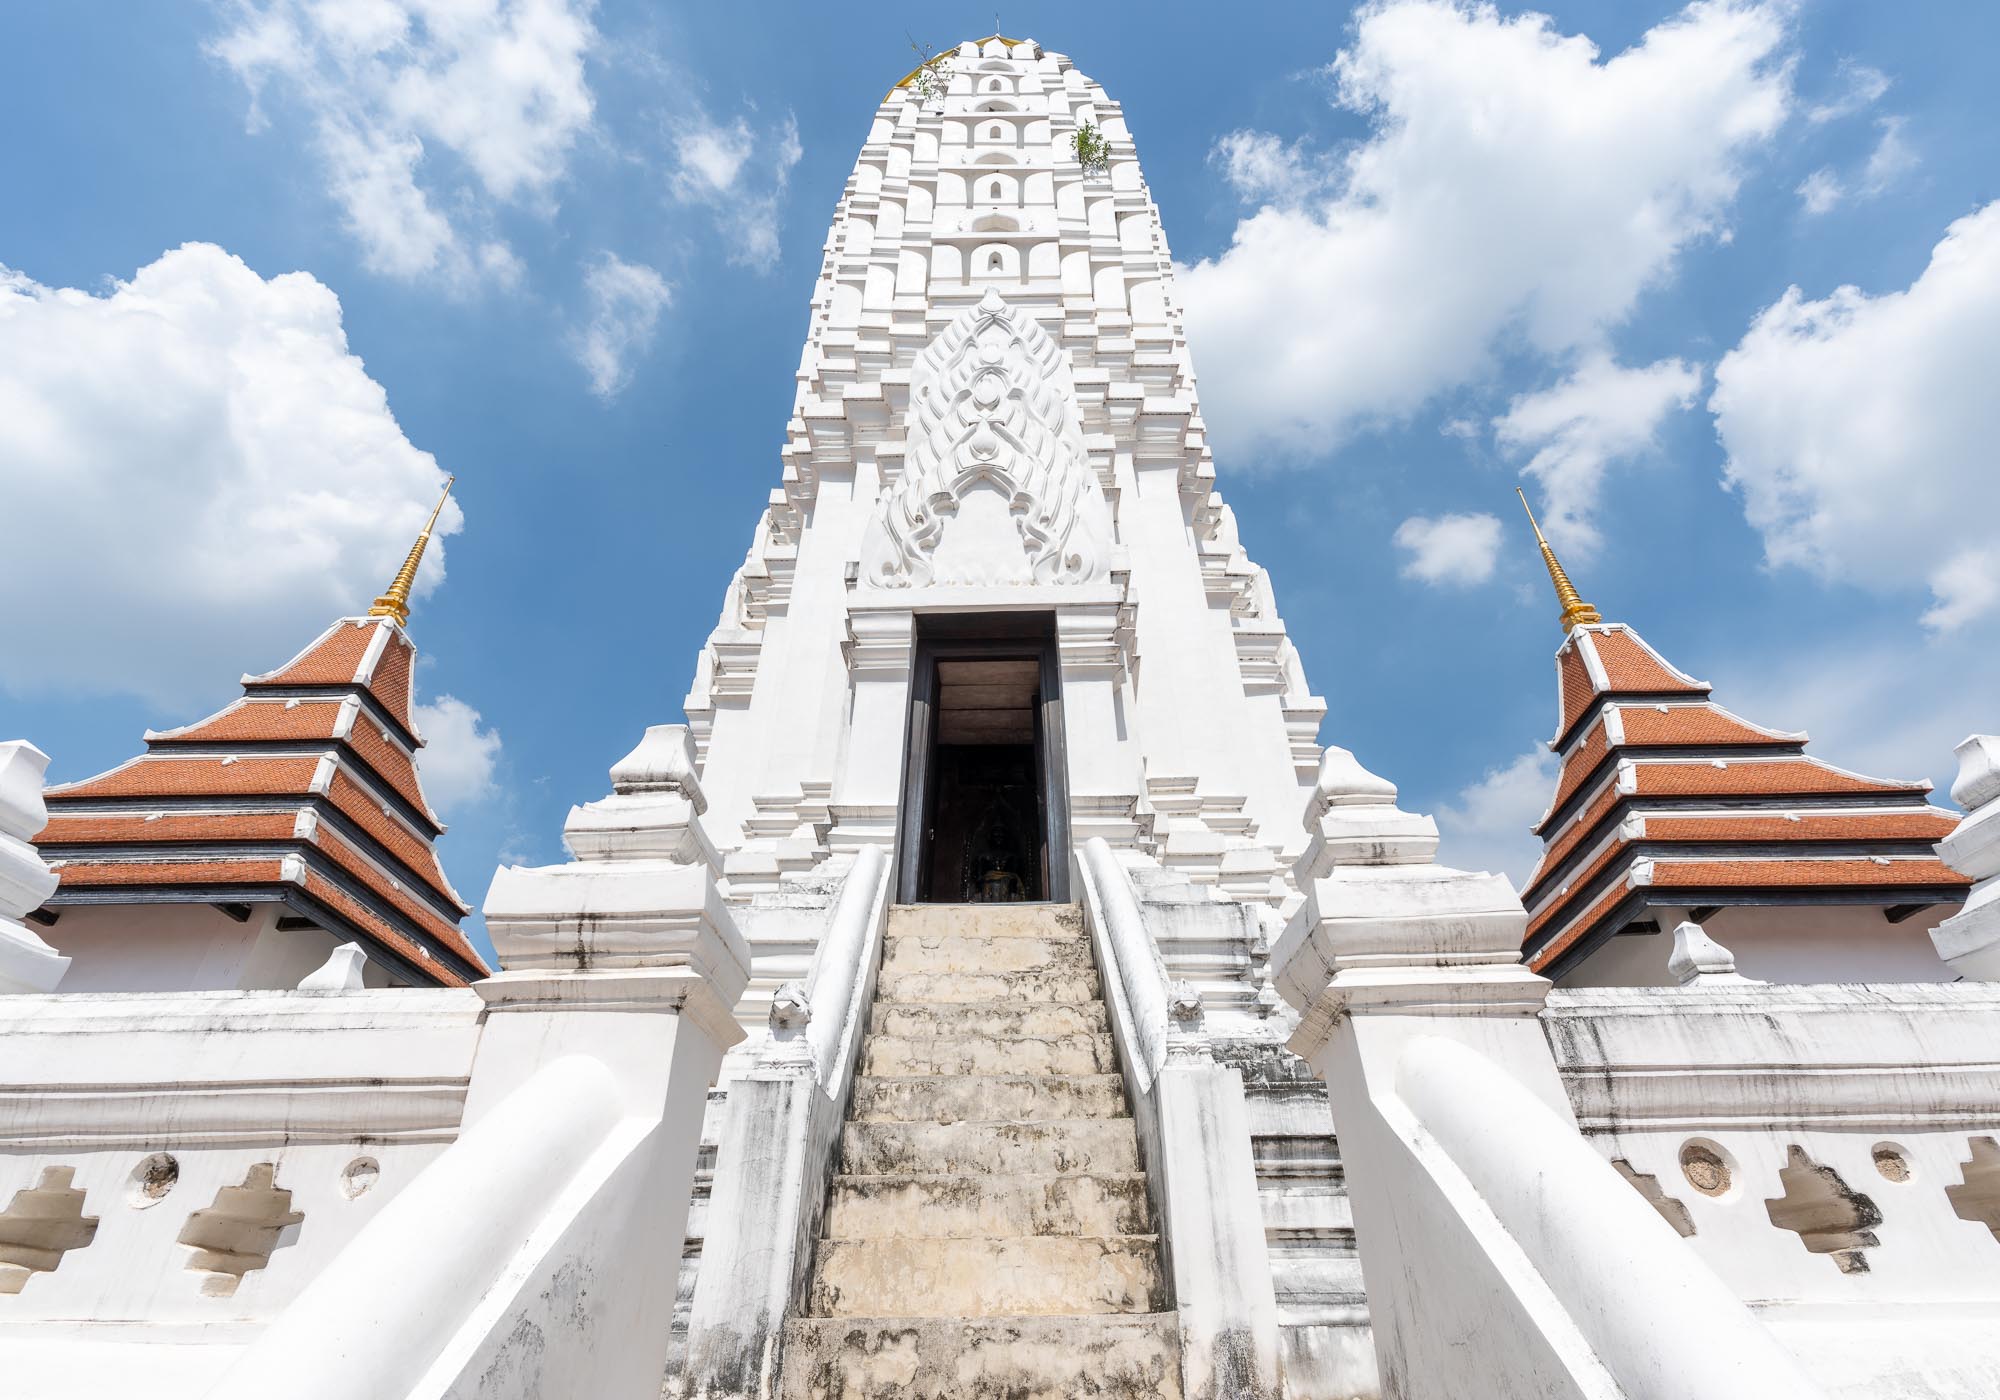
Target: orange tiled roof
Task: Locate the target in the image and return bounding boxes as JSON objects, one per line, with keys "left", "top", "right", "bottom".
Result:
{"left": 35, "top": 612, "right": 481, "bottom": 985}
{"left": 1523, "top": 616, "right": 1963, "bottom": 975}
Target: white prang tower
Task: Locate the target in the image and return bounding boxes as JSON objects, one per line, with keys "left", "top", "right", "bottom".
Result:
{"left": 684, "top": 35, "right": 1325, "bottom": 1020}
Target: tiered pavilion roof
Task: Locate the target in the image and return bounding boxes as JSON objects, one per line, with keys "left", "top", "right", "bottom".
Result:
{"left": 1513, "top": 493, "right": 1966, "bottom": 978}
{"left": 32, "top": 481, "right": 488, "bottom": 987}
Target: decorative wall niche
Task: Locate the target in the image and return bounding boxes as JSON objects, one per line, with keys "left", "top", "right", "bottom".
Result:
{"left": 1764, "top": 1145, "right": 1883, "bottom": 1274}
{"left": 1946, "top": 1136, "right": 2000, "bottom": 1243}
{"left": 178, "top": 1162, "right": 305, "bottom": 1297}
{"left": 1613, "top": 1158, "right": 1695, "bottom": 1237}
{"left": 0, "top": 1166, "right": 100, "bottom": 1294}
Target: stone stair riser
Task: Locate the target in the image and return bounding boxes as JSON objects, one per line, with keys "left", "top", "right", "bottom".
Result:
{"left": 848, "top": 1074, "right": 1127, "bottom": 1123}
{"left": 874, "top": 969, "right": 1102, "bottom": 1004}
{"left": 885, "top": 905, "right": 1088, "bottom": 941}
{"left": 842, "top": 1120, "right": 1141, "bottom": 1176}
{"left": 807, "top": 1236, "right": 1166, "bottom": 1317}
{"left": 823, "top": 1173, "right": 1154, "bottom": 1239}
{"left": 778, "top": 1315, "right": 1183, "bottom": 1400}
{"left": 879, "top": 935, "right": 1096, "bottom": 977}
{"left": 860, "top": 1031, "right": 1119, "bottom": 1077}
{"left": 867, "top": 1001, "right": 1109, "bottom": 1038}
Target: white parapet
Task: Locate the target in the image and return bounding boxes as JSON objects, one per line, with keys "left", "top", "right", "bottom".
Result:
{"left": 1935, "top": 734, "right": 2000, "bottom": 979}
{"left": 0, "top": 722, "right": 756, "bottom": 1400}
{"left": 0, "top": 741, "right": 69, "bottom": 994}
{"left": 1271, "top": 745, "right": 1826, "bottom": 1399}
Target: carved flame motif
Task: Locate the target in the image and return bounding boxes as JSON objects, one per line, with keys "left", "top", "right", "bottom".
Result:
{"left": 861, "top": 289, "right": 1111, "bottom": 588}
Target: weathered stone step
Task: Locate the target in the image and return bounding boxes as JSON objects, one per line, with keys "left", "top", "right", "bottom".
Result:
{"left": 886, "top": 904, "right": 1087, "bottom": 941}
{"left": 868, "top": 999, "right": 1108, "bottom": 1038}
{"left": 806, "top": 1236, "right": 1166, "bottom": 1317}
{"left": 876, "top": 968, "right": 1101, "bottom": 1005}
{"left": 842, "top": 1119, "right": 1140, "bottom": 1176}
{"left": 880, "top": 934, "right": 1095, "bottom": 977}
{"left": 779, "top": 1315, "right": 1182, "bottom": 1400}
{"left": 850, "top": 1074, "right": 1127, "bottom": 1123}
{"left": 860, "top": 1029, "right": 1119, "bottom": 1077}
{"left": 824, "top": 1172, "right": 1153, "bottom": 1240}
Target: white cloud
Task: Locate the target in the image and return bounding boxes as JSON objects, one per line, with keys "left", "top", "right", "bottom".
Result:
{"left": 1495, "top": 353, "right": 1701, "bottom": 553}
{"left": 0, "top": 244, "right": 459, "bottom": 707}
{"left": 1433, "top": 748, "right": 1558, "bottom": 887}
{"left": 1861, "top": 115, "right": 1917, "bottom": 191}
{"left": 670, "top": 109, "right": 803, "bottom": 270}
{"left": 1797, "top": 167, "right": 1843, "bottom": 216}
{"left": 210, "top": 0, "right": 597, "bottom": 287}
{"left": 568, "top": 252, "right": 672, "bottom": 398}
{"left": 1796, "top": 116, "right": 1917, "bottom": 216}
{"left": 1394, "top": 512, "right": 1503, "bottom": 586}
{"left": 1806, "top": 58, "right": 1889, "bottom": 124}
{"left": 1178, "top": 0, "right": 1789, "bottom": 457}
{"left": 1211, "top": 130, "right": 1321, "bottom": 204}
{"left": 413, "top": 695, "right": 503, "bottom": 816}
{"left": 1711, "top": 201, "right": 2000, "bottom": 630}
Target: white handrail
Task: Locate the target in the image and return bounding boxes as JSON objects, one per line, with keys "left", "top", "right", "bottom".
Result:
{"left": 1394, "top": 1035, "right": 1827, "bottom": 1400}
{"left": 802, "top": 843, "right": 890, "bottom": 1086}
{"left": 1079, "top": 836, "right": 1172, "bottom": 1091}
{"left": 206, "top": 1054, "right": 629, "bottom": 1400}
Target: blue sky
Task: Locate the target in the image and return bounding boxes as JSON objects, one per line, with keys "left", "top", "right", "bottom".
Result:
{"left": 4, "top": 1, "right": 1997, "bottom": 962}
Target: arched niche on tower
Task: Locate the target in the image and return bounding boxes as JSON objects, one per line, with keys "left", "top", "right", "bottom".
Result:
{"left": 855, "top": 162, "right": 883, "bottom": 194}
{"left": 978, "top": 172, "right": 1021, "bottom": 206}
{"left": 846, "top": 218, "right": 876, "bottom": 258}
{"left": 1086, "top": 197, "right": 1116, "bottom": 237}
{"left": 937, "top": 172, "right": 968, "bottom": 205}
{"left": 1055, "top": 181, "right": 1085, "bottom": 221}
{"left": 864, "top": 263, "right": 896, "bottom": 311}
{"left": 877, "top": 200, "right": 906, "bottom": 240}
{"left": 974, "top": 98, "right": 1021, "bottom": 114}
{"left": 972, "top": 151, "right": 1021, "bottom": 167}
{"left": 980, "top": 73, "right": 1014, "bottom": 95}
{"left": 931, "top": 244, "right": 964, "bottom": 282}
{"left": 1128, "top": 278, "right": 1165, "bottom": 324}
{"left": 897, "top": 249, "right": 928, "bottom": 295}
{"left": 1093, "top": 263, "right": 1127, "bottom": 311}
{"left": 907, "top": 185, "right": 935, "bottom": 223}
{"left": 1118, "top": 213, "right": 1151, "bottom": 253}
{"left": 1061, "top": 249, "right": 1091, "bottom": 295}
{"left": 1027, "top": 242, "right": 1060, "bottom": 279}
{"left": 971, "top": 212, "right": 1022, "bottom": 234}
{"left": 1025, "top": 171, "right": 1055, "bottom": 205}
{"left": 829, "top": 281, "right": 863, "bottom": 330}
{"left": 914, "top": 130, "right": 939, "bottom": 163}
{"left": 979, "top": 121, "right": 1020, "bottom": 149}
{"left": 972, "top": 243, "right": 1020, "bottom": 280}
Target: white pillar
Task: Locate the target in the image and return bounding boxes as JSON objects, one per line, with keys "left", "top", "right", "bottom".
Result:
{"left": 0, "top": 741, "right": 68, "bottom": 994}
{"left": 829, "top": 606, "right": 914, "bottom": 856}
{"left": 1057, "top": 602, "right": 1146, "bottom": 848}
{"left": 1936, "top": 734, "right": 2000, "bottom": 978}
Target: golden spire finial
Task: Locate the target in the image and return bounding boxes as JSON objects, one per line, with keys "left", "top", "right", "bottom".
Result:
{"left": 368, "top": 476, "right": 454, "bottom": 627}
{"left": 1516, "top": 488, "right": 1601, "bottom": 633}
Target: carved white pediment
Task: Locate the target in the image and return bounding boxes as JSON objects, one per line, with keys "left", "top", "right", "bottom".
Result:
{"left": 860, "top": 289, "right": 1111, "bottom": 588}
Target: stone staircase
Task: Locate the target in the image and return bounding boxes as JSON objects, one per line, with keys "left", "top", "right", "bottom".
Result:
{"left": 778, "top": 903, "right": 1182, "bottom": 1400}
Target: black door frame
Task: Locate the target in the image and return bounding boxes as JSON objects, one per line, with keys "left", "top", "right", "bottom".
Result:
{"left": 895, "top": 612, "right": 1071, "bottom": 904}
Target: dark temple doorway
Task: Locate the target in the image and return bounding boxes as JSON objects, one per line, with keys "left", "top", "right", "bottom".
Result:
{"left": 897, "top": 614, "right": 1069, "bottom": 904}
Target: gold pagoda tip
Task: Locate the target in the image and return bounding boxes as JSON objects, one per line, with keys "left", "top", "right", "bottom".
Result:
{"left": 1516, "top": 488, "right": 1601, "bottom": 633}
{"left": 368, "top": 476, "right": 454, "bottom": 627}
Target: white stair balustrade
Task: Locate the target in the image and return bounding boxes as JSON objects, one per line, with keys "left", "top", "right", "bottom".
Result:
{"left": 1077, "top": 836, "right": 1284, "bottom": 1400}
{"left": 1272, "top": 746, "right": 1827, "bottom": 1400}
{"left": 676, "top": 843, "right": 891, "bottom": 1400}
